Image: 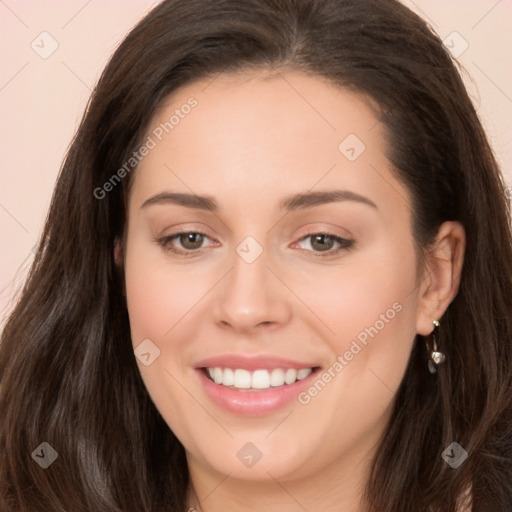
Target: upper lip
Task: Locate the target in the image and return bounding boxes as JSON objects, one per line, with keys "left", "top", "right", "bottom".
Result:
{"left": 194, "top": 355, "right": 320, "bottom": 371}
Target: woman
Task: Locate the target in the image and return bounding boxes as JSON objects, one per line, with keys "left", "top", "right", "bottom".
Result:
{"left": 1, "top": 0, "right": 511, "bottom": 510}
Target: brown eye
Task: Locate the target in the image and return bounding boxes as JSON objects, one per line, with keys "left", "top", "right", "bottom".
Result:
{"left": 295, "top": 232, "right": 354, "bottom": 257}
{"left": 157, "top": 231, "right": 211, "bottom": 256}
{"left": 310, "top": 234, "right": 337, "bottom": 252}
{"left": 178, "top": 232, "right": 205, "bottom": 250}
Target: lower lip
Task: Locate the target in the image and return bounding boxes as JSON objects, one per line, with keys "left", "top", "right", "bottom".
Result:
{"left": 196, "top": 368, "right": 319, "bottom": 416}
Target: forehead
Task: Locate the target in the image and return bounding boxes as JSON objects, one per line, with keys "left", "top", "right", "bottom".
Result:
{"left": 128, "top": 69, "right": 410, "bottom": 221}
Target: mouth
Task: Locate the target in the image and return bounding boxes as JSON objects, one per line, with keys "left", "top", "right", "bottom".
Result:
{"left": 201, "top": 366, "right": 319, "bottom": 391}
{"left": 195, "top": 363, "right": 322, "bottom": 416}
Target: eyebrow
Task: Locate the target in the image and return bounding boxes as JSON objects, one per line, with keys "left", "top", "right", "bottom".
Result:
{"left": 140, "top": 189, "right": 378, "bottom": 212}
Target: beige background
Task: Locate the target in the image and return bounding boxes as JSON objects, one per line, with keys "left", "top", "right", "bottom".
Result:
{"left": 1, "top": 1, "right": 511, "bottom": 329}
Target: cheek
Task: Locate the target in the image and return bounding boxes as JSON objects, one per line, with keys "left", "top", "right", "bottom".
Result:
{"left": 301, "top": 240, "right": 419, "bottom": 411}
{"left": 297, "top": 244, "right": 418, "bottom": 347}
{"left": 292, "top": 247, "right": 419, "bottom": 458}
{"left": 123, "top": 241, "right": 206, "bottom": 438}
{"left": 124, "top": 241, "right": 211, "bottom": 344}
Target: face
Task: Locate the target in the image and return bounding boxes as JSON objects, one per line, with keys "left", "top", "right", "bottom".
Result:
{"left": 123, "top": 70, "right": 423, "bottom": 485}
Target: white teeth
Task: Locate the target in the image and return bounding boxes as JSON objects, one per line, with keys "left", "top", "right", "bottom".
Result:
{"left": 223, "top": 367, "right": 234, "bottom": 386}
{"left": 205, "top": 367, "right": 314, "bottom": 390}
{"left": 297, "top": 368, "right": 312, "bottom": 380}
{"left": 233, "top": 369, "right": 251, "bottom": 389}
{"left": 213, "top": 367, "right": 223, "bottom": 384}
{"left": 252, "top": 369, "right": 271, "bottom": 389}
{"left": 270, "top": 368, "right": 285, "bottom": 387}
{"left": 284, "top": 369, "right": 297, "bottom": 384}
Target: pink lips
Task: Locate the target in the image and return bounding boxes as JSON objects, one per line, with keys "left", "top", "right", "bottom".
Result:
{"left": 194, "top": 354, "right": 317, "bottom": 371}
{"left": 194, "top": 354, "right": 320, "bottom": 416}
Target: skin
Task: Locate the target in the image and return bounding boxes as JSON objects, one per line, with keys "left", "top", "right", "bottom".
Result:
{"left": 119, "top": 69, "right": 465, "bottom": 512}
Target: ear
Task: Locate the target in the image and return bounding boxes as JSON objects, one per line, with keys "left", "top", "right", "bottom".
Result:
{"left": 415, "top": 221, "right": 466, "bottom": 335}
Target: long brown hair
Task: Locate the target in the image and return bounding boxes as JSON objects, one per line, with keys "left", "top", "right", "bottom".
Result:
{"left": 1, "top": 1, "right": 511, "bottom": 510}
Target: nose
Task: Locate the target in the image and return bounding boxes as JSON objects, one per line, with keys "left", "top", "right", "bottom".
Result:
{"left": 212, "top": 244, "right": 292, "bottom": 333}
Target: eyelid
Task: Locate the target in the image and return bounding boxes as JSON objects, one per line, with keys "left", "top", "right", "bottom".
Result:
{"left": 295, "top": 222, "right": 353, "bottom": 240}
{"left": 154, "top": 222, "right": 213, "bottom": 238}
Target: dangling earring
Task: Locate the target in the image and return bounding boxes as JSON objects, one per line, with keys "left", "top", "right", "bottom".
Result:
{"left": 426, "top": 319, "right": 445, "bottom": 374}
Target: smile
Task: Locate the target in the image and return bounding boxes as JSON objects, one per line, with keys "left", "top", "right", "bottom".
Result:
{"left": 204, "top": 367, "right": 313, "bottom": 390}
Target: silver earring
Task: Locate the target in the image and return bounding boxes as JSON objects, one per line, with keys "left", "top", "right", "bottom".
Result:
{"left": 427, "top": 319, "right": 445, "bottom": 374}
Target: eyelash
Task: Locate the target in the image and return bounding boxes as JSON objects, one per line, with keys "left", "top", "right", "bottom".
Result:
{"left": 155, "top": 230, "right": 354, "bottom": 258}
